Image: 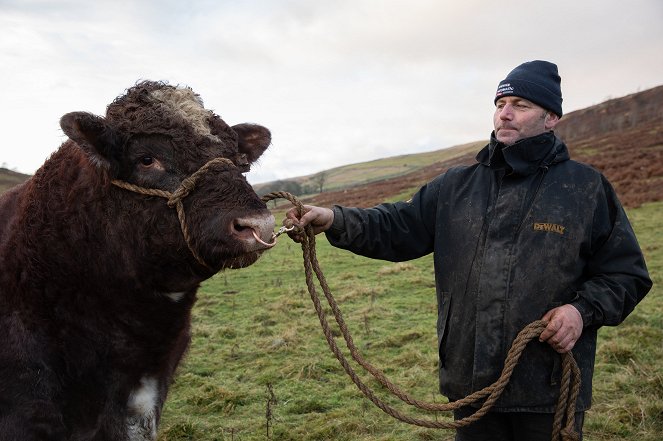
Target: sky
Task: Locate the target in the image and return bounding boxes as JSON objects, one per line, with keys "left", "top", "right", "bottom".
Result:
{"left": 1, "top": 0, "right": 662, "bottom": 184}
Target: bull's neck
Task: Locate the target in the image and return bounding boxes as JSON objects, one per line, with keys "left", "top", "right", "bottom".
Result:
{"left": 6, "top": 149, "right": 202, "bottom": 303}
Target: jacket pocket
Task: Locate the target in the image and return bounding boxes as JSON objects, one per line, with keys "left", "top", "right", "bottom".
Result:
{"left": 437, "top": 291, "right": 452, "bottom": 368}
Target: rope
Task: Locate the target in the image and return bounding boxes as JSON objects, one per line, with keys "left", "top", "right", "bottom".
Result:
{"left": 111, "top": 157, "right": 237, "bottom": 270}
{"left": 261, "top": 191, "right": 581, "bottom": 441}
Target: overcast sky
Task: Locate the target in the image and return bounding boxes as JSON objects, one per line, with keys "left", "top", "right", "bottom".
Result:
{"left": 1, "top": 0, "right": 662, "bottom": 184}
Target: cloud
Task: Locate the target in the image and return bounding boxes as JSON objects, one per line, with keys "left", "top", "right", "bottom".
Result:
{"left": 1, "top": 0, "right": 662, "bottom": 184}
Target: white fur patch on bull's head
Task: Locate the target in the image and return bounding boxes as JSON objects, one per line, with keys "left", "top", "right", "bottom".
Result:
{"left": 149, "top": 88, "right": 221, "bottom": 144}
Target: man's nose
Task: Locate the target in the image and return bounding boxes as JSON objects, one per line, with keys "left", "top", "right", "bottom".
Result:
{"left": 498, "top": 104, "right": 514, "bottom": 119}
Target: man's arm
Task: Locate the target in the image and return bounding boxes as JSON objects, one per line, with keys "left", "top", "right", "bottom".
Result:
{"left": 541, "top": 176, "right": 651, "bottom": 354}
{"left": 284, "top": 175, "right": 444, "bottom": 261}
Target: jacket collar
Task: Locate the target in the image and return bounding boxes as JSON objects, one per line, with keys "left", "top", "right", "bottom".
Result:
{"left": 476, "top": 131, "right": 570, "bottom": 176}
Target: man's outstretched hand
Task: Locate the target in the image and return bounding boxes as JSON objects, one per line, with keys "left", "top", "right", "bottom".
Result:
{"left": 284, "top": 205, "right": 335, "bottom": 242}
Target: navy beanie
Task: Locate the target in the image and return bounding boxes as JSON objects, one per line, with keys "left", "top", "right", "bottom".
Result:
{"left": 494, "top": 60, "right": 563, "bottom": 117}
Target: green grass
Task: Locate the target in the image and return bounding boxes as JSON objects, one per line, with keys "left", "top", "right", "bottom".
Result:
{"left": 583, "top": 201, "right": 663, "bottom": 440}
{"left": 158, "top": 201, "right": 663, "bottom": 441}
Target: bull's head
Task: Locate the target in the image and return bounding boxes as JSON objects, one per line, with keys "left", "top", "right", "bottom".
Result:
{"left": 59, "top": 81, "right": 275, "bottom": 277}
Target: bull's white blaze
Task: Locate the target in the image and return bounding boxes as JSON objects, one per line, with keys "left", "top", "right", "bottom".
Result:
{"left": 127, "top": 376, "right": 159, "bottom": 440}
{"left": 164, "top": 291, "right": 187, "bottom": 302}
{"left": 149, "top": 87, "right": 220, "bottom": 143}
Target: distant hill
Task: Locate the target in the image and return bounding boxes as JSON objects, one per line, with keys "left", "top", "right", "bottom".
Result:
{"left": 0, "top": 168, "right": 30, "bottom": 194}
{"left": 253, "top": 141, "right": 484, "bottom": 196}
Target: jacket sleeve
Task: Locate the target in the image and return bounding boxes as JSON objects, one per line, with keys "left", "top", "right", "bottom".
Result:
{"left": 570, "top": 175, "right": 652, "bottom": 327}
{"left": 324, "top": 174, "right": 444, "bottom": 261}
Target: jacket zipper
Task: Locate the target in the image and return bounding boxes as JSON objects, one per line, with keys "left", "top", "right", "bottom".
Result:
{"left": 515, "top": 165, "right": 549, "bottom": 235}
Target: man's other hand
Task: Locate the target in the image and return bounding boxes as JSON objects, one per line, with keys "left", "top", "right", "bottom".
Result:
{"left": 539, "top": 304, "right": 583, "bottom": 353}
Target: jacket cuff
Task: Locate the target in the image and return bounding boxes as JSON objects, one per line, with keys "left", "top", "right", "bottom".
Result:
{"left": 326, "top": 206, "right": 346, "bottom": 238}
{"left": 570, "top": 297, "right": 594, "bottom": 328}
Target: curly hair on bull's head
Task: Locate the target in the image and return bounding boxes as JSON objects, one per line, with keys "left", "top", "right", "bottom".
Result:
{"left": 105, "top": 80, "right": 238, "bottom": 149}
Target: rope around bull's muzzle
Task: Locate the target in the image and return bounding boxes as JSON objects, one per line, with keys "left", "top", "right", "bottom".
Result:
{"left": 110, "top": 157, "right": 238, "bottom": 270}
{"left": 261, "top": 190, "right": 581, "bottom": 441}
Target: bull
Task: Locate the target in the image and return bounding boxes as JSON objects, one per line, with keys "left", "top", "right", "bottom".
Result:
{"left": 0, "top": 81, "right": 275, "bottom": 439}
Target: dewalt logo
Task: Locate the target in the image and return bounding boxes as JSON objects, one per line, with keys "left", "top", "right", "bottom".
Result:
{"left": 533, "top": 222, "right": 565, "bottom": 235}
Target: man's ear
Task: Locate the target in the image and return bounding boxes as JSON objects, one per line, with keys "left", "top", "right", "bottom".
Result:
{"left": 545, "top": 112, "right": 560, "bottom": 131}
{"left": 232, "top": 123, "right": 271, "bottom": 163}
{"left": 60, "top": 112, "right": 126, "bottom": 170}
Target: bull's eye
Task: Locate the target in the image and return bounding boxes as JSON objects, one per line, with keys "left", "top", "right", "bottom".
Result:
{"left": 140, "top": 156, "right": 154, "bottom": 166}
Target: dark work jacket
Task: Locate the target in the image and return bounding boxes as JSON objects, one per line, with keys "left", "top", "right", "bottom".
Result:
{"left": 326, "top": 131, "right": 652, "bottom": 412}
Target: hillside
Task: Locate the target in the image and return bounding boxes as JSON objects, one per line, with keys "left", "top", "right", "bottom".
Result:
{"left": 253, "top": 141, "right": 483, "bottom": 196}
{"left": 556, "top": 86, "right": 663, "bottom": 207}
{"left": 301, "top": 85, "right": 663, "bottom": 209}
{"left": 0, "top": 168, "right": 30, "bottom": 193}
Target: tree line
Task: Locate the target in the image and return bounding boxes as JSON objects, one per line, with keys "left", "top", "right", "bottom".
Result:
{"left": 256, "top": 172, "right": 327, "bottom": 197}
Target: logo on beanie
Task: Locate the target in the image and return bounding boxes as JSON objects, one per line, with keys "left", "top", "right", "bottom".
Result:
{"left": 496, "top": 82, "right": 514, "bottom": 97}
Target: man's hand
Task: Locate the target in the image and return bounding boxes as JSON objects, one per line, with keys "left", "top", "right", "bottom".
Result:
{"left": 284, "top": 205, "right": 335, "bottom": 242}
{"left": 539, "top": 304, "right": 584, "bottom": 354}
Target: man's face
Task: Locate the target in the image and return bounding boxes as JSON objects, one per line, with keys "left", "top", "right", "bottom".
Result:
{"left": 493, "top": 96, "right": 559, "bottom": 145}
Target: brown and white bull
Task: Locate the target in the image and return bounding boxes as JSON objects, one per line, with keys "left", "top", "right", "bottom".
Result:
{"left": 0, "top": 81, "right": 275, "bottom": 439}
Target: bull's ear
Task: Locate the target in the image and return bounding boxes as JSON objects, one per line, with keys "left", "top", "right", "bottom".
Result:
{"left": 60, "top": 112, "right": 126, "bottom": 170}
{"left": 232, "top": 123, "right": 271, "bottom": 163}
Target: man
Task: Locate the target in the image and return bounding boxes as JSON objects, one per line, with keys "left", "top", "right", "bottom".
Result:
{"left": 285, "top": 60, "right": 652, "bottom": 440}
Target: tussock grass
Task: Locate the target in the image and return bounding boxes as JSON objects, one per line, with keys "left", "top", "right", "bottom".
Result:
{"left": 158, "top": 201, "right": 663, "bottom": 441}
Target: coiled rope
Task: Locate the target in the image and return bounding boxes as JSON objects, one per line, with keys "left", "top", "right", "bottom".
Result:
{"left": 262, "top": 191, "right": 581, "bottom": 441}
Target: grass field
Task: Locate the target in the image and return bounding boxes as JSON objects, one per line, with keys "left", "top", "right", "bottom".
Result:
{"left": 157, "top": 201, "right": 662, "bottom": 441}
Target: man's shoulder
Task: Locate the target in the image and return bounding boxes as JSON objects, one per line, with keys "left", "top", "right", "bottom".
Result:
{"left": 553, "top": 158, "right": 620, "bottom": 197}
{"left": 557, "top": 157, "right": 606, "bottom": 179}
{"left": 442, "top": 163, "right": 483, "bottom": 179}
{"left": 423, "top": 164, "right": 482, "bottom": 189}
